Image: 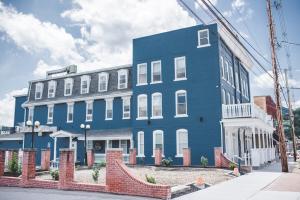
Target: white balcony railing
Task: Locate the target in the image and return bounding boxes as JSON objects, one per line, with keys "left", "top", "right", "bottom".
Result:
{"left": 16, "top": 123, "right": 57, "bottom": 133}
{"left": 222, "top": 103, "right": 273, "bottom": 126}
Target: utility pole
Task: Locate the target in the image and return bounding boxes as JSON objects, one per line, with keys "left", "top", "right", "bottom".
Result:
{"left": 284, "top": 69, "right": 297, "bottom": 162}
{"left": 266, "top": 0, "right": 288, "bottom": 172}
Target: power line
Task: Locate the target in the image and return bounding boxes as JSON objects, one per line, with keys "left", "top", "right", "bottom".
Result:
{"left": 281, "top": 41, "right": 300, "bottom": 46}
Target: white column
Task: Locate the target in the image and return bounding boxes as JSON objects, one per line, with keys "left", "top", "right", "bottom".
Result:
{"left": 252, "top": 126, "right": 256, "bottom": 149}
{"left": 69, "top": 137, "right": 72, "bottom": 148}
{"left": 54, "top": 137, "right": 57, "bottom": 161}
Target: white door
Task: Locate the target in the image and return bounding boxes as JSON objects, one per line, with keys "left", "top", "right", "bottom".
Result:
{"left": 71, "top": 141, "right": 77, "bottom": 162}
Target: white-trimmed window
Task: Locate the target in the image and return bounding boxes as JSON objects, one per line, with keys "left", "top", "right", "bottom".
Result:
{"left": 48, "top": 80, "right": 56, "bottom": 98}
{"left": 225, "top": 61, "right": 230, "bottom": 82}
{"left": 98, "top": 72, "right": 109, "bottom": 92}
{"left": 67, "top": 102, "right": 74, "bottom": 123}
{"left": 176, "top": 129, "right": 188, "bottom": 157}
{"left": 28, "top": 107, "right": 34, "bottom": 122}
{"left": 118, "top": 69, "right": 128, "bottom": 89}
{"left": 64, "top": 78, "right": 73, "bottom": 96}
{"left": 175, "top": 90, "right": 187, "bottom": 117}
{"left": 105, "top": 98, "right": 113, "bottom": 120}
{"left": 85, "top": 101, "right": 93, "bottom": 121}
{"left": 235, "top": 70, "right": 240, "bottom": 91}
{"left": 137, "top": 94, "right": 147, "bottom": 119}
{"left": 222, "top": 89, "right": 226, "bottom": 104}
{"left": 137, "top": 131, "right": 145, "bottom": 157}
{"left": 227, "top": 92, "right": 231, "bottom": 105}
{"left": 47, "top": 105, "right": 54, "bottom": 124}
{"left": 81, "top": 75, "right": 91, "bottom": 94}
{"left": 35, "top": 82, "right": 44, "bottom": 99}
{"left": 220, "top": 56, "right": 225, "bottom": 79}
{"left": 153, "top": 130, "right": 164, "bottom": 156}
{"left": 151, "top": 60, "right": 162, "bottom": 84}
{"left": 122, "top": 97, "right": 130, "bottom": 119}
{"left": 174, "top": 56, "right": 186, "bottom": 81}
{"left": 151, "top": 93, "right": 162, "bottom": 119}
{"left": 137, "top": 63, "right": 147, "bottom": 85}
{"left": 197, "top": 29, "right": 210, "bottom": 48}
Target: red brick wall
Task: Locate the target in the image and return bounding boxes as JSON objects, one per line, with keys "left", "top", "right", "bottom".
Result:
{"left": 41, "top": 148, "right": 51, "bottom": 171}
{"left": 183, "top": 148, "right": 191, "bottom": 167}
{"left": 87, "top": 149, "right": 95, "bottom": 169}
{"left": 155, "top": 148, "right": 162, "bottom": 166}
{"left": 22, "top": 149, "right": 36, "bottom": 181}
{"left": 214, "top": 147, "right": 237, "bottom": 168}
{"left": 129, "top": 148, "right": 136, "bottom": 165}
{"left": 59, "top": 149, "right": 74, "bottom": 189}
{"left": 0, "top": 150, "right": 5, "bottom": 176}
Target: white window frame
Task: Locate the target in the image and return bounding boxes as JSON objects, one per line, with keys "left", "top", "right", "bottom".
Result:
{"left": 28, "top": 107, "right": 34, "bottom": 122}
{"left": 227, "top": 92, "right": 231, "bottom": 105}
{"left": 220, "top": 56, "right": 225, "bottom": 79}
{"left": 105, "top": 98, "right": 113, "bottom": 120}
{"left": 85, "top": 100, "right": 93, "bottom": 122}
{"left": 137, "top": 63, "right": 147, "bottom": 86}
{"left": 137, "top": 94, "right": 148, "bottom": 120}
{"left": 151, "top": 92, "right": 163, "bottom": 119}
{"left": 81, "top": 75, "right": 91, "bottom": 94}
{"left": 67, "top": 102, "right": 74, "bottom": 123}
{"left": 222, "top": 89, "right": 226, "bottom": 105}
{"left": 48, "top": 80, "right": 56, "bottom": 98}
{"left": 235, "top": 70, "right": 240, "bottom": 91}
{"left": 64, "top": 78, "right": 73, "bottom": 96}
{"left": 174, "top": 56, "right": 187, "bottom": 81}
{"left": 151, "top": 60, "right": 162, "bottom": 84}
{"left": 230, "top": 64, "right": 234, "bottom": 87}
{"left": 152, "top": 130, "right": 164, "bottom": 157}
{"left": 47, "top": 105, "right": 54, "bottom": 124}
{"left": 175, "top": 90, "right": 188, "bottom": 117}
{"left": 137, "top": 131, "right": 145, "bottom": 157}
{"left": 176, "top": 129, "right": 188, "bottom": 157}
{"left": 197, "top": 29, "right": 210, "bottom": 48}
{"left": 98, "top": 72, "right": 109, "bottom": 92}
{"left": 118, "top": 69, "right": 128, "bottom": 89}
{"left": 122, "top": 96, "right": 131, "bottom": 119}
{"left": 225, "top": 61, "right": 230, "bottom": 82}
{"left": 35, "top": 82, "right": 44, "bottom": 100}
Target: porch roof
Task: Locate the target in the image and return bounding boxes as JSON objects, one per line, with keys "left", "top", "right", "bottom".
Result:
{"left": 0, "top": 133, "right": 23, "bottom": 141}
{"left": 78, "top": 128, "right": 132, "bottom": 140}
{"left": 50, "top": 130, "right": 79, "bottom": 138}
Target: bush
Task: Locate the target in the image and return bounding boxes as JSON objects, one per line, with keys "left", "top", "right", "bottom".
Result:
{"left": 145, "top": 174, "right": 156, "bottom": 184}
{"left": 8, "top": 152, "right": 19, "bottom": 174}
{"left": 200, "top": 156, "right": 208, "bottom": 168}
{"left": 92, "top": 168, "right": 99, "bottom": 182}
{"left": 162, "top": 157, "right": 173, "bottom": 167}
{"left": 99, "top": 161, "right": 106, "bottom": 167}
{"left": 50, "top": 170, "right": 59, "bottom": 180}
{"left": 229, "top": 163, "right": 236, "bottom": 170}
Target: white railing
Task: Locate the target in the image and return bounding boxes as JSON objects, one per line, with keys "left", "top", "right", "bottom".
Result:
{"left": 95, "top": 153, "right": 129, "bottom": 164}
{"left": 18, "top": 125, "right": 57, "bottom": 133}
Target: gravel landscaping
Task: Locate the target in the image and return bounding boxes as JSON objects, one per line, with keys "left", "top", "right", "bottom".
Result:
{"left": 36, "top": 166, "right": 233, "bottom": 187}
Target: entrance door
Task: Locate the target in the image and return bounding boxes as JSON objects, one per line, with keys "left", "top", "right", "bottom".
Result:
{"left": 71, "top": 141, "right": 77, "bottom": 162}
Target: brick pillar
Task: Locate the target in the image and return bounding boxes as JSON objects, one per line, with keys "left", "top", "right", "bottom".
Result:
{"left": 183, "top": 148, "right": 191, "bottom": 167}
{"left": 155, "top": 148, "right": 162, "bottom": 166}
{"left": 106, "top": 148, "right": 123, "bottom": 191}
{"left": 22, "top": 149, "right": 36, "bottom": 182}
{"left": 129, "top": 148, "right": 136, "bottom": 165}
{"left": 0, "top": 150, "right": 5, "bottom": 176}
{"left": 214, "top": 147, "right": 222, "bottom": 168}
{"left": 41, "top": 148, "right": 51, "bottom": 171}
{"left": 59, "top": 149, "right": 74, "bottom": 188}
{"left": 87, "top": 149, "right": 94, "bottom": 169}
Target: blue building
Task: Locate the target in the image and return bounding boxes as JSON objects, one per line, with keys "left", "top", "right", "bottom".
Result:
{"left": 3, "top": 24, "right": 275, "bottom": 167}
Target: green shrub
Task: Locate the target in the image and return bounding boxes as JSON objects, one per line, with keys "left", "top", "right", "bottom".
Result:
{"left": 99, "top": 161, "right": 106, "bottom": 167}
{"left": 8, "top": 152, "right": 19, "bottom": 174}
{"left": 200, "top": 156, "right": 208, "bottom": 168}
{"left": 229, "top": 163, "right": 236, "bottom": 170}
{"left": 145, "top": 174, "right": 156, "bottom": 184}
{"left": 162, "top": 157, "right": 173, "bottom": 167}
{"left": 92, "top": 167, "right": 99, "bottom": 182}
{"left": 50, "top": 170, "right": 59, "bottom": 180}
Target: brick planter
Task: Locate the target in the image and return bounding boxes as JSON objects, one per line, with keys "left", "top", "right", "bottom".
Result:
{"left": 0, "top": 150, "right": 5, "bottom": 176}
{"left": 21, "top": 149, "right": 36, "bottom": 184}
{"left": 59, "top": 149, "right": 74, "bottom": 189}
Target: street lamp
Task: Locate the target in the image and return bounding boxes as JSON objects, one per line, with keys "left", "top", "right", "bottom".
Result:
{"left": 26, "top": 120, "right": 40, "bottom": 148}
{"left": 80, "top": 123, "right": 90, "bottom": 166}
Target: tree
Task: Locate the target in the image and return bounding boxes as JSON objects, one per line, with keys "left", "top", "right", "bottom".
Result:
{"left": 293, "top": 108, "right": 300, "bottom": 137}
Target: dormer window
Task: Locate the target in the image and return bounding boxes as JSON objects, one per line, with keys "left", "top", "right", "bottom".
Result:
{"left": 81, "top": 75, "right": 91, "bottom": 94}
{"left": 118, "top": 69, "right": 128, "bottom": 89}
{"left": 48, "top": 80, "right": 56, "bottom": 98}
{"left": 98, "top": 72, "right": 109, "bottom": 92}
{"left": 35, "top": 82, "right": 44, "bottom": 99}
{"left": 64, "top": 78, "right": 73, "bottom": 96}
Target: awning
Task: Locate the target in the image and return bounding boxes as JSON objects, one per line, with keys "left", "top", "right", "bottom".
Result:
{"left": 0, "top": 133, "right": 23, "bottom": 141}
{"left": 50, "top": 130, "right": 80, "bottom": 138}
{"left": 77, "top": 128, "right": 132, "bottom": 140}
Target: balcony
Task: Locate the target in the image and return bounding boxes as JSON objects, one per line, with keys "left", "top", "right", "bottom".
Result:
{"left": 16, "top": 122, "right": 57, "bottom": 133}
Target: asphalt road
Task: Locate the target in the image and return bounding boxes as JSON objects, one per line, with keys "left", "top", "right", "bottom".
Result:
{"left": 0, "top": 187, "right": 155, "bottom": 200}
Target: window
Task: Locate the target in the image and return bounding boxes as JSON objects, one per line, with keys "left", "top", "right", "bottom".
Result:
{"left": 48, "top": 80, "right": 56, "bottom": 98}
{"left": 230, "top": 65, "right": 234, "bottom": 86}
{"left": 175, "top": 56, "right": 186, "bottom": 81}
{"left": 227, "top": 92, "right": 231, "bottom": 105}
{"left": 35, "top": 83, "right": 44, "bottom": 99}
{"left": 225, "top": 61, "right": 230, "bottom": 82}
{"left": 28, "top": 107, "right": 34, "bottom": 122}
{"left": 175, "top": 90, "right": 187, "bottom": 117}
{"left": 151, "top": 60, "right": 162, "bottom": 83}
{"left": 137, "top": 63, "right": 147, "bottom": 85}
{"left": 67, "top": 103, "right": 74, "bottom": 123}
{"left": 98, "top": 72, "right": 109, "bottom": 92}
{"left": 137, "top": 94, "right": 147, "bottom": 119}
{"left": 118, "top": 69, "right": 128, "bottom": 89}
{"left": 153, "top": 130, "right": 164, "bottom": 156}
{"left": 47, "top": 105, "right": 54, "bottom": 124}
{"left": 176, "top": 129, "right": 188, "bottom": 156}
{"left": 137, "top": 131, "right": 144, "bottom": 157}
{"left": 220, "top": 56, "right": 225, "bottom": 79}
{"left": 105, "top": 98, "right": 113, "bottom": 120}
{"left": 81, "top": 75, "right": 91, "bottom": 94}
{"left": 197, "top": 29, "right": 210, "bottom": 48}
{"left": 122, "top": 97, "right": 130, "bottom": 119}
{"left": 222, "top": 89, "right": 226, "bottom": 104}
{"left": 151, "top": 93, "right": 162, "bottom": 118}
{"left": 85, "top": 101, "right": 93, "bottom": 121}
{"left": 120, "top": 140, "right": 128, "bottom": 154}
{"left": 64, "top": 78, "right": 73, "bottom": 96}
{"left": 235, "top": 70, "right": 240, "bottom": 91}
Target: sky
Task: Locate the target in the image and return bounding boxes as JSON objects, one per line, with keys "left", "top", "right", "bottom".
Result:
{"left": 0, "top": 0, "right": 299, "bottom": 126}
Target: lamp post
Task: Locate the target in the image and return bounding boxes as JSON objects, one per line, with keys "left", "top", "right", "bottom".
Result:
{"left": 80, "top": 123, "right": 90, "bottom": 166}
{"left": 26, "top": 120, "right": 40, "bottom": 148}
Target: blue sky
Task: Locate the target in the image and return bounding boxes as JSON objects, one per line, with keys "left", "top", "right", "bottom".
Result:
{"left": 0, "top": 0, "right": 299, "bottom": 126}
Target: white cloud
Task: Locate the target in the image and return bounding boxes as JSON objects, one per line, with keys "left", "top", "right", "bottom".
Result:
{"left": 294, "top": 100, "right": 300, "bottom": 109}
{"left": 232, "top": 0, "right": 245, "bottom": 11}
{"left": 0, "top": 88, "right": 28, "bottom": 127}
{"left": 33, "top": 60, "right": 62, "bottom": 78}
